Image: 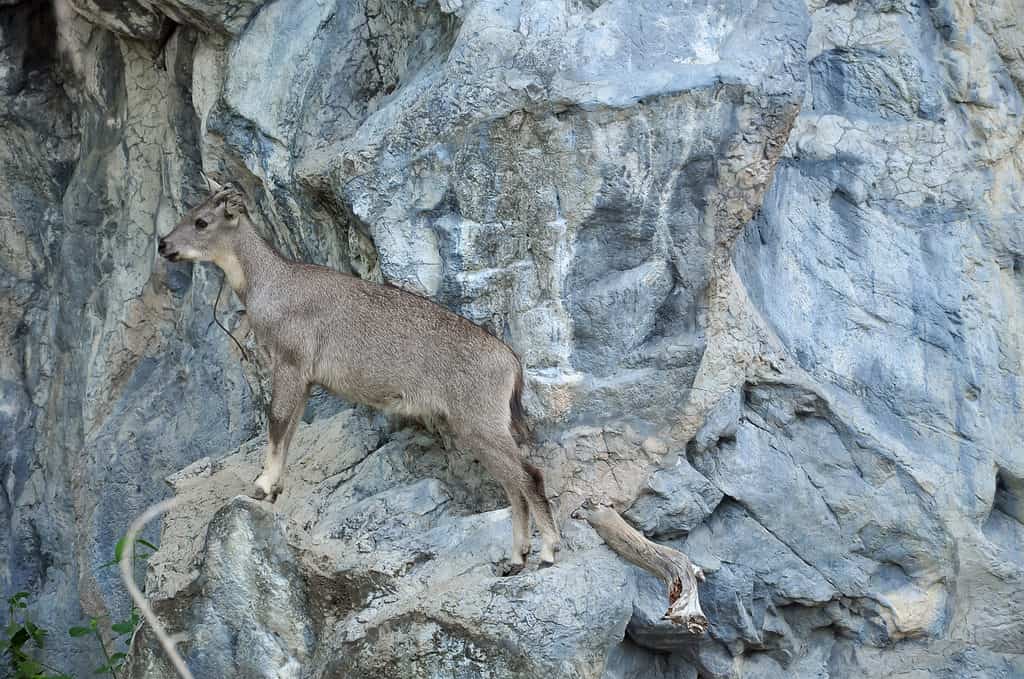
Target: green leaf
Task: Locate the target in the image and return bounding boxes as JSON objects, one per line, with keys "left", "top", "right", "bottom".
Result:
{"left": 136, "top": 538, "right": 158, "bottom": 552}
{"left": 68, "top": 626, "right": 92, "bottom": 638}
{"left": 104, "top": 535, "right": 148, "bottom": 568}
{"left": 103, "top": 536, "right": 157, "bottom": 568}
{"left": 29, "top": 626, "right": 47, "bottom": 646}
{"left": 109, "top": 652, "right": 127, "bottom": 663}
{"left": 113, "top": 536, "right": 128, "bottom": 563}
{"left": 110, "top": 621, "right": 133, "bottom": 634}
{"left": 93, "top": 664, "right": 110, "bottom": 674}
{"left": 16, "top": 658, "right": 43, "bottom": 675}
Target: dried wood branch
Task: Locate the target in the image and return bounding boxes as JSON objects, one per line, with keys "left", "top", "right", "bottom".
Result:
{"left": 576, "top": 505, "right": 708, "bottom": 634}
{"left": 120, "top": 498, "right": 195, "bottom": 679}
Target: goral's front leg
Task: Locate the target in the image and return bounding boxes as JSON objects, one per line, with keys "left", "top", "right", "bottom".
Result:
{"left": 251, "top": 362, "right": 308, "bottom": 503}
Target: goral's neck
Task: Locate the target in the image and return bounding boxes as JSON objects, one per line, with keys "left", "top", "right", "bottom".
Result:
{"left": 214, "top": 218, "right": 289, "bottom": 304}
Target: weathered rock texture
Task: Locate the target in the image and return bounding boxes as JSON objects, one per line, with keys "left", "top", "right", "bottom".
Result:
{"left": 1, "top": 0, "right": 1022, "bottom": 677}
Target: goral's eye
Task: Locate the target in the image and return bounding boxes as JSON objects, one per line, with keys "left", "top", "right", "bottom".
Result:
{"left": 195, "top": 218, "right": 208, "bottom": 230}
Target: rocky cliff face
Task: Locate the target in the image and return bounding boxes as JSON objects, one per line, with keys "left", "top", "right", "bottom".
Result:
{"left": 1, "top": 0, "right": 1022, "bottom": 677}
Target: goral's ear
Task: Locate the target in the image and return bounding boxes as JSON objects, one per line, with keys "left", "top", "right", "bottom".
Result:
{"left": 222, "top": 189, "right": 247, "bottom": 219}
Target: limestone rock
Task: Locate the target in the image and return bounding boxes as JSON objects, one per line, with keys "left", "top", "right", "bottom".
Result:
{"left": 128, "top": 411, "right": 637, "bottom": 678}
{"left": 1, "top": 0, "right": 1022, "bottom": 677}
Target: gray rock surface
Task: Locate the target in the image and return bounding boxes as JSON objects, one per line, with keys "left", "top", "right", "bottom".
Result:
{"left": 129, "top": 413, "right": 637, "bottom": 678}
{"left": 1, "top": 0, "right": 1021, "bottom": 677}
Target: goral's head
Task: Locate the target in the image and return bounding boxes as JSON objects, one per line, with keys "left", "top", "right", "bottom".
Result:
{"left": 159, "top": 177, "right": 248, "bottom": 263}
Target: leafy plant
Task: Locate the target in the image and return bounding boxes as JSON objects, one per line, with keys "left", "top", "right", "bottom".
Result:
{"left": 102, "top": 537, "right": 157, "bottom": 570}
{"left": 2, "top": 592, "right": 71, "bottom": 679}
{"left": 2, "top": 536, "right": 157, "bottom": 679}
{"left": 68, "top": 612, "right": 136, "bottom": 678}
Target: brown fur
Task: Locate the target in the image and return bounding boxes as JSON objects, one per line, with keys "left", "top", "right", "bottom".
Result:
{"left": 509, "top": 364, "right": 530, "bottom": 446}
{"left": 159, "top": 180, "right": 562, "bottom": 566}
{"left": 523, "top": 462, "right": 546, "bottom": 498}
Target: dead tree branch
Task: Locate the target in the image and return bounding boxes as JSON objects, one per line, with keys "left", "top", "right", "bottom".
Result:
{"left": 575, "top": 505, "right": 708, "bottom": 634}
{"left": 120, "top": 498, "right": 195, "bottom": 679}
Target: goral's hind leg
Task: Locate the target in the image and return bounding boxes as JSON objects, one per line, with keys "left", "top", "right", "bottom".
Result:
{"left": 520, "top": 459, "right": 561, "bottom": 566}
{"left": 506, "top": 488, "right": 532, "bottom": 574}
{"left": 456, "top": 428, "right": 533, "bottom": 573}
{"left": 457, "top": 426, "right": 560, "bottom": 571}
{"left": 252, "top": 363, "right": 307, "bottom": 502}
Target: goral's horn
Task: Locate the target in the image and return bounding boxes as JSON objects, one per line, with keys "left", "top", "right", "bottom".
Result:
{"left": 201, "top": 171, "right": 224, "bottom": 194}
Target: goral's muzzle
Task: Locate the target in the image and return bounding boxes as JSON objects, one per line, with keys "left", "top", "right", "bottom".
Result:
{"left": 158, "top": 238, "right": 180, "bottom": 262}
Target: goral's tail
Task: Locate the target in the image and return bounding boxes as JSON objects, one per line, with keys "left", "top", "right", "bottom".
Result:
{"left": 509, "top": 359, "right": 531, "bottom": 446}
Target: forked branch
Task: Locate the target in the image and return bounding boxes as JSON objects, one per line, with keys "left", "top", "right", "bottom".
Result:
{"left": 575, "top": 505, "right": 708, "bottom": 634}
{"left": 120, "top": 498, "right": 194, "bottom": 679}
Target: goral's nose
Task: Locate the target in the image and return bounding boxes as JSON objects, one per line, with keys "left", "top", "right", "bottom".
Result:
{"left": 158, "top": 238, "right": 167, "bottom": 255}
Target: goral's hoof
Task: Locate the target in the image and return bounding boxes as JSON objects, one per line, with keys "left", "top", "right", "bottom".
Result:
{"left": 493, "top": 558, "right": 526, "bottom": 577}
{"left": 539, "top": 542, "right": 561, "bottom": 567}
{"left": 503, "top": 562, "right": 526, "bottom": 577}
{"left": 249, "top": 480, "right": 281, "bottom": 503}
